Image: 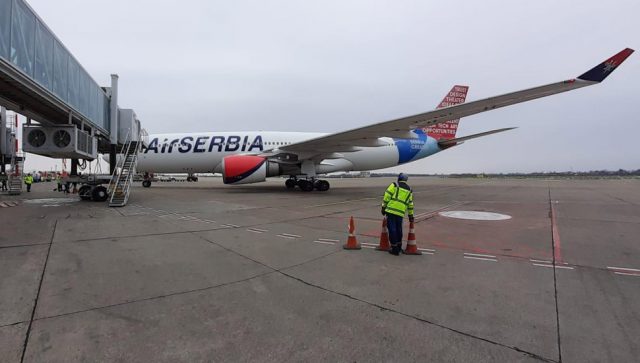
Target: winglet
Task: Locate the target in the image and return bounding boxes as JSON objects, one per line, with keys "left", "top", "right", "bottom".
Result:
{"left": 578, "top": 48, "right": 634, "bottom": 82}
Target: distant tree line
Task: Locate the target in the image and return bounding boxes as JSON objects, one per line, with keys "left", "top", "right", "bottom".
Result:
{"left": 369, "top": 170, "right": 640, "bottom": 179}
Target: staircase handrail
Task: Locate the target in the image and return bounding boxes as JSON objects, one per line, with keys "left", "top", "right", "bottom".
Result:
{"left": 107, "top": 129, "right": 131, "bottom": 195}
{"left": 117, "top": 140, "right": 141, "bottom": 205}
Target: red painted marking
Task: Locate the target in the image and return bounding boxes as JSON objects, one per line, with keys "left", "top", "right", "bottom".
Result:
{"left": 223, "top": 155, "right": 264, "bottom": 178}
{"left": 607, "top": 48, "right": 634, "bottom": 66}
{"left": 550, "top": 203, "right": 563, "bottom": 263}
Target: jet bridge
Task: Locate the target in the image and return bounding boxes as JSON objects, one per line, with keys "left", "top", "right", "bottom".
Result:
{"left": 0, "top": 0, "right": 146, "bottom": 205}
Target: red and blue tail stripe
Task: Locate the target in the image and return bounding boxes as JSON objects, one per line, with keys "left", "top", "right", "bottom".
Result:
{"left": 578, "top": 48, "right": 634, "bottom": 82}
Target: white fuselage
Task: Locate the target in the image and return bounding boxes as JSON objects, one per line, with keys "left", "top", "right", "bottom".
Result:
{"left": 138, "top": 131, "right": 443, "bottom": 175}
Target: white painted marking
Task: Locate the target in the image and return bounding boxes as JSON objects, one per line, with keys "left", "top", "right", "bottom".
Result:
{"left": 530, "top": 259, "right": 552, "bottom": 264}
{"left": 464, "top": 252, "right": 496, "bottom": 259}
{"left": 202, "top": 219, "right": 216, "bottom": 223}
{"left": 614, "top": 272, "right": 640, "bottom": 277}
{"left": 277, "top": 234, "right": 296, "bottom": 239}
{"left": 464, "top": 256, "right": 497, "bottom": 262}
{"left": 24, "top": 198, "right": 77, "bottom": 204}
{"left": 440, "top": 211, "right": 512, "bottom": 221}
{"left": 418, "top": 248, "right": 436, "bottom": 253}
{"left": 280, "top": 233, "right": 302, "bottom": 238}
{"left": 305, "top": 196, "right": 378, "bottom": 208}
{"left": 247, "top": 227, "right": 269, "bottom": 233}
{"left": 362, "top": 245, "right": 376, "bottom": 249}
{"left": 313, "top": 240, "right": 336, "bottom": 245}
{"left": 361, "top": 242, "right": 378, "bottom": 247}
{"left": 222, "top": 223, "right": 240, "bottom": 228}
{"left": 317, "top": 238, "right": 340, "bottom": 243}
{"left": 247, "top": 229, "right": 265, "bottom": 234}
{"left": 412, "top": 202, "right": 465, "bottom": 219}
{"left": 0, "top": 202, "right": 7, "bottom": 207}
{"left": 607, "top": 266, "right": 640, "bottom": 272}
{"left": 532, "top": 263, "right": 574, "bottom": 270}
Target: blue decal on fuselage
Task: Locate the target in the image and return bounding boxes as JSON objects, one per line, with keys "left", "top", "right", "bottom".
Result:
{"left": 394, "top": 130, "right": 428, "bottom": 164}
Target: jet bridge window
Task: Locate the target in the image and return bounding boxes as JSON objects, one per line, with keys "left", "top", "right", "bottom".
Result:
{"left": 10, "top": 0, "right": 36, "bottom": 76}
{"left": 52, "top": 40, "right": 68, "bottom": 101}
{"left": 0, "top": 0, "right": 10, "bottom": 60}
{"left": 34, "top": 21, "right": 54, "bottom": 90}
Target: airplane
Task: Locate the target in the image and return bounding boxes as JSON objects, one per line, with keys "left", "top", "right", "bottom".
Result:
{"left": 133, "top": 48, "right": 633, "bottom": 191}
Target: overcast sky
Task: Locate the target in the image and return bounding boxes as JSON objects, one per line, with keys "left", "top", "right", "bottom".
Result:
{"left": 21, "top": 0, "right": 639, "bottom": 174}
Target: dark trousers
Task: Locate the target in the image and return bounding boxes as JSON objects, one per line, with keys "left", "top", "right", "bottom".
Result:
{"left": 386, "top": 213, "right": 403, "bottom": 246}
{"left": 26, "top": 183, "right": 31, "bottom": 192}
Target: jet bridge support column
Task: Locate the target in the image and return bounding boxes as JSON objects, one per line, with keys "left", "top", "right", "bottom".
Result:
{"left": 109, "top": 74, "right": 119, "bottom": 175}
{"left": 0, "top": 107, "right": 5, "bottom": 173}
{"left": 71, "top": 159, "right": 78, "bottom": 176}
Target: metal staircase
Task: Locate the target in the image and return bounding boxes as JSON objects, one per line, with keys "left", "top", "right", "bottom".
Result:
{"left": 107, "top": 132, "right": 140, "bottom": 207}
{"left": 7, "top": 153, "right": 24, "bottom": 195}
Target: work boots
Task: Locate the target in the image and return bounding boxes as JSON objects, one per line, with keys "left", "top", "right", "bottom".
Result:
{"left": 388, "top": 244, "right": 400, "bottom": 256}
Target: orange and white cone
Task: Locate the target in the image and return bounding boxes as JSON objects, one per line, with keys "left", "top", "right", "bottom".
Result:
{"left": 375, "top": 216, "right": 391, "bottom": 251}
{"left": 403, "top": 221, "right": 422, "bottom": 255}
{"left": 343, "top": 216, "right": 361, "bottom": 250}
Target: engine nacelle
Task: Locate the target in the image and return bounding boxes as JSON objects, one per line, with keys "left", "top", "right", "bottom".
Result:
{"left": 222, "top": 155, "right": 280, "bottom": 184}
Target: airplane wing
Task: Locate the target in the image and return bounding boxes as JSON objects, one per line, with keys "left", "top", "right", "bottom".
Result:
{"left": 266, "top": 48, "right": 633, "bottom": 158}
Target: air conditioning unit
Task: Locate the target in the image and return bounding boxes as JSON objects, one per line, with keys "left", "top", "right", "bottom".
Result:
{"left": 22, "top": 126, "right": 98, "bottom": 160}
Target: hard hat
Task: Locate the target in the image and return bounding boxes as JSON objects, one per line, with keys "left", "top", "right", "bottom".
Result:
{"left": 398, "top": 173, "right": 408, "bottom": 181}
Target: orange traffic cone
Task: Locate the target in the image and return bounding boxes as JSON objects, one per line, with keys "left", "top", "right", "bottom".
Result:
{"left": 375, "top": 216, "right": 391, "bottom": 251}
{"left": 343, "top": 216, "right": 361, "bottom": 250}
{"left": 403, "top": 221, "right": 422, "bottom": 255}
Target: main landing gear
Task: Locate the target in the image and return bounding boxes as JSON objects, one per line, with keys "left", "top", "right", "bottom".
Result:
{"left": 285, "top": 177, "right": 330, "bottom": 192}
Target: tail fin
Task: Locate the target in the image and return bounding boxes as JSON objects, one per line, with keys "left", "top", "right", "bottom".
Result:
{"left": 423, "top": 85, "right": 469, "bottom": 140}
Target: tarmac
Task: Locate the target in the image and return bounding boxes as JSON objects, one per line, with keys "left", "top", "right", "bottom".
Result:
{"left": 1, "top": 176, "right": 639, "bottom": 362}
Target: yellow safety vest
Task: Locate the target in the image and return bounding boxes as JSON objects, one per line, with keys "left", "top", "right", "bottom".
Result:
{"left": 382, "top": 182, "right": 414, "bottom": 217}
{"left": 24, "top": 176, "right": 33, "bottom": 185}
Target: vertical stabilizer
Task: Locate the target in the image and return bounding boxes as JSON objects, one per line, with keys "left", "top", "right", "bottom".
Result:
{"left": 423, "top": 85, "right": 469, "bottom": 140}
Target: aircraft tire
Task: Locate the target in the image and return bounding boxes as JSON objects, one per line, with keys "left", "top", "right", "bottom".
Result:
{"left": 298, "top": 179, "right": 314, "bottom": 192}
{"left": 285, "top": 179, "right": 296, "bottom": 189}
{"left": 315, "top": 180, "right": 330, "bottom": 191}
{"left": 142, "top": 180, "right": 152, "bottom": 188}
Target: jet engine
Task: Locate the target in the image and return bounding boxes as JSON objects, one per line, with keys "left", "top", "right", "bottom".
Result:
{"left": 222, "top": 155, "right": 281, "bottom": 184}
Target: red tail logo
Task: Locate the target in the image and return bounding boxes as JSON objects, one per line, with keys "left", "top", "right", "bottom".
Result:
{"left": 423, "top": 85, "right": 469, "bottom": 140}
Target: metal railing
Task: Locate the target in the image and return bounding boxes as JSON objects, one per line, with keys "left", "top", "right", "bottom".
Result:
{"left": 108, "top": 129, "right": 141, "bottom": 206}
{"left": 106, "top": 129, "right": 131, "bottom": 195}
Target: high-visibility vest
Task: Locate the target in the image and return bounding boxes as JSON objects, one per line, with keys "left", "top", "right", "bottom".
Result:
{"left": 24, "top": 176, "right": 33, "bottom": 184}
{"left": 382, "top": 182, "right": 414, "bottom": 217}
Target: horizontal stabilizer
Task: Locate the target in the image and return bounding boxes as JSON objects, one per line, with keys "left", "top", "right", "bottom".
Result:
{"left": 438, "top": 127, "right": 516, "bottom": 148}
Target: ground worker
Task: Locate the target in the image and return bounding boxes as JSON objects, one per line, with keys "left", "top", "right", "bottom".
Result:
{"left": 23, "top": 173, "right": 33, "bottom": 192}
{"left": 381, "top": 173, "right": 415, "bottom": 255}
{"left": 56, "top": 174, "right": 62, "bottom": 192}
{"left": 0, "top": 171, "right": 7, "bottom": 191}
